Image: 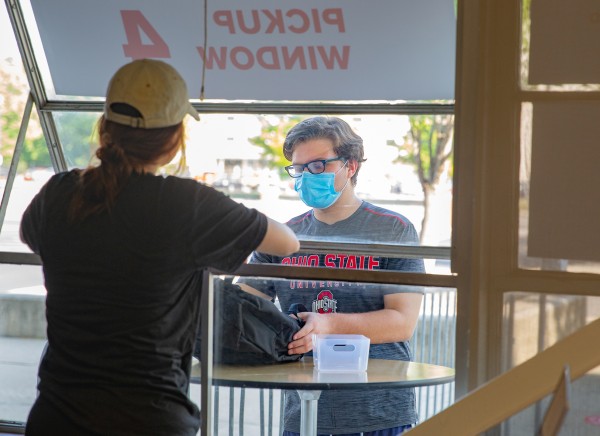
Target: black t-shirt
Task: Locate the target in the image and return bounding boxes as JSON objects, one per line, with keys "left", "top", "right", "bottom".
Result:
{"left": 20, "top": 170, "right": 268, "bottom": 435}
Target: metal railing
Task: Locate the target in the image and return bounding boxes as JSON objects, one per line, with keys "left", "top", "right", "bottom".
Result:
{"left": 413, "top": 287, "right": 456, "bottom": 422}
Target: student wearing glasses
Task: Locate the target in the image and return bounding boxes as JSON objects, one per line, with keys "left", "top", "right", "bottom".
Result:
{"left": 244, "top": 116, "right": 425, "bottom": 435}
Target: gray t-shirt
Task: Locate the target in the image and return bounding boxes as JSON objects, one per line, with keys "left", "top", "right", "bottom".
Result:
{"left": 248, "top": 201, "right": 424, "bottom": 434}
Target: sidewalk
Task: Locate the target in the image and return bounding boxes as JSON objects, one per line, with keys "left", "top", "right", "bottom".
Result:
{"left": 0, "top": 337, "right": 281, "bottom": 434}
{"left": 0, "top": 337, "right": 45, "bottom": 423}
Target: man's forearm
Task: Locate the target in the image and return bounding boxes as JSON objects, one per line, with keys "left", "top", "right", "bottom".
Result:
{"left": 320, "top": 309, "right": 417, "bottom": 344}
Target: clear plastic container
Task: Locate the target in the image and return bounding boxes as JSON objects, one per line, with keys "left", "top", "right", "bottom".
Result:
{"left": 314, "top": 369, "right": 368, "bottom": 383}
{"left": 313, "top": 334, "right": 370, "bottom": 372}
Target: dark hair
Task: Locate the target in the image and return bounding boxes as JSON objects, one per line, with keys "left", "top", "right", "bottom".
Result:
{"left": 283, "top": 116, "right": 365, "bottom": 185}
{"left": 69, "top": 115, "right": 185, "bottom": 221}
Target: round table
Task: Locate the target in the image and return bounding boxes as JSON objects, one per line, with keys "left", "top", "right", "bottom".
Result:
{"left": 192, "top": 357, "right": 455, "bottom": 436}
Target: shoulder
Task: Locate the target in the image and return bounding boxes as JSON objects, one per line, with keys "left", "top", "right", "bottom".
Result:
{"left": 354, "top": 202, "right": 420, "bottom": 243}
{"left": 35, "top": 169, "right": 80, "bottom": 200}
{"left": 359, "top": 202, "right": 414, "bottom": 228}
{"left": 146, "top": 175, "right": 230, "bottom": 202}
{"left": 48, "top": 169, "right": 80, "bottom": 186}
{"left": 157, "top": 174, "right": 203, "bottom": 191}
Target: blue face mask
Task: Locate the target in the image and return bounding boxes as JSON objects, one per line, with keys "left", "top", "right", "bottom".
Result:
{"left": 294, "top": 163, "right": 348, "bottom": 209}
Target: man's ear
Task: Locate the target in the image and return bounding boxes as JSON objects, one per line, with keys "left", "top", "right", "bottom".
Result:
{"left": 347, "top": 159, "right": 358, "bottom": 178}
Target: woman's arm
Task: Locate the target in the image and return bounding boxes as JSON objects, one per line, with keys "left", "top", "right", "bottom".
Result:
{"left": 255, "top": 217, "right": 299, "bottom": 256}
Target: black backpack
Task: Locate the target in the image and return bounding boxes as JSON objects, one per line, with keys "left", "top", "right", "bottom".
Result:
{"left": 194, "top": 278, "right": 305, "bottom": 365}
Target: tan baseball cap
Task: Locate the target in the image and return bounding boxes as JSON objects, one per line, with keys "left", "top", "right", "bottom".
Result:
{"left": 104, "top": 59, "right": 199, "bottom": 128}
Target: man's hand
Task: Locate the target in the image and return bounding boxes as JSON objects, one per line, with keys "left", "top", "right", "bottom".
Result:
{"left": 286, "top": 292, "right": 423, "bottom": 355}
{"left": 287, "top": 312, "right": 331, "bottom": 355}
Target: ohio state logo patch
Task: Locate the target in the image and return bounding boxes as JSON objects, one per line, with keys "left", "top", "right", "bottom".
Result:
{"left": 312, "top": 290, "right": 337, "bottom": 314}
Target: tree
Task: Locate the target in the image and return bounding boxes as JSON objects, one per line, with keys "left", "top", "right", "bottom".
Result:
{"left": 53, "top": 112, "right": 99, "bottom": 168}
{"left": 388, "top": 114, "right": 454, "bottom": 243}
{"left": 1, "top": 58, "right": 100, "bottom": 173}
{"left": 0, "top": 58, "right": 48, "bottom": 172}
{"left": 249, "top": 115, "right": 305, "bottom": 179}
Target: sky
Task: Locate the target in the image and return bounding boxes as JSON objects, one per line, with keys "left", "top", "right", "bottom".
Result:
{"left": 1, "top": 7, "right": 21, "bottom": 61}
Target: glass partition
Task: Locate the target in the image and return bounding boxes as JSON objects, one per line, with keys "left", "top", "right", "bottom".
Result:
{"left": 196, "top": 273, "right": 456, "bottom": 435}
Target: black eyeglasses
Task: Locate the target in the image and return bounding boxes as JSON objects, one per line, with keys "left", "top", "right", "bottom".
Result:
{"left": 284, "top": 157, "right": 346, "bottom": 178}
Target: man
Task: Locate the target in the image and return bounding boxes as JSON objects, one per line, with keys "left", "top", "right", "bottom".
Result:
{"left": 245, "top": 116, "right": 425, "bottom": 435}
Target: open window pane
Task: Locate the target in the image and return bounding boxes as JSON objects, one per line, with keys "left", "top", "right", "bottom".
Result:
{"left": 0, "top": 7, "right": 51, "bottom": 253}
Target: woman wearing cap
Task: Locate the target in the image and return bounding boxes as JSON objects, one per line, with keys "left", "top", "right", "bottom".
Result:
{"left": 20, "top": 59, "right": 299, "bottom": 436}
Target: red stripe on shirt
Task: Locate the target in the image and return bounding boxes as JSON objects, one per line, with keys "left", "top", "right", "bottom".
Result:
{"left": 363, "top": 206, "right": 407, "bottom": 226}
{"left": 287, "top": 211, "right": 313, "bottom": 226}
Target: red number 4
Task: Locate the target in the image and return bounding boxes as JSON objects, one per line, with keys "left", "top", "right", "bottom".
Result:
{"left": 121, "top": 10, "right": 170, "bottom": 60}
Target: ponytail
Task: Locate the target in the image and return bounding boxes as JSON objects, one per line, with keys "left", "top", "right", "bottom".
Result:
{"left": 69, "top": 116, "right": 185, "bottom": 222}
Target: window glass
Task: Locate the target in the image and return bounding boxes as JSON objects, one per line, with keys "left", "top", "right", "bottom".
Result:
{"left": 520, "top": 0, "right": 600, "bottom": 91}
{"left": 2, "top": 2, "right": 454, "bottom": 431}
{"left": 0, "top": 264, "right": 45, "bottom": 423}
{"left": 0, "top": 4, "right": 51, "bottom": 253}
{"left": 501, "top": 291, "right": 600, "bottom": 434}
{"left": 53, "top": 112, "right": 101, "bottom": 169}
{"left": 0, "top": 112, "right": 50, "bottom": 253}
{"left": 0, "top": 165, "right": 51, "bottom": 253}
{"left": 197, "top": 274, "right": 456, "bottom": 434}
{"left": 49, "top": 112, "right": 454, "bottom": 269}
{"left": 519, "top": 103, "right": 600, "bottom": 273}
{"left": 188, "top": 113, "right": 453, "bottom": 259}
{"left": 0, "top": 10, "right": 48, "bottom": 424}
{"left": 502, "top": 364, "right": 600, "bottom": 435}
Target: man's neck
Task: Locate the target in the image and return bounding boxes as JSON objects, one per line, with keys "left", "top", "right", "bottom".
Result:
{"left": 313, "top": 191, "right": 363, "bottom": 225}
